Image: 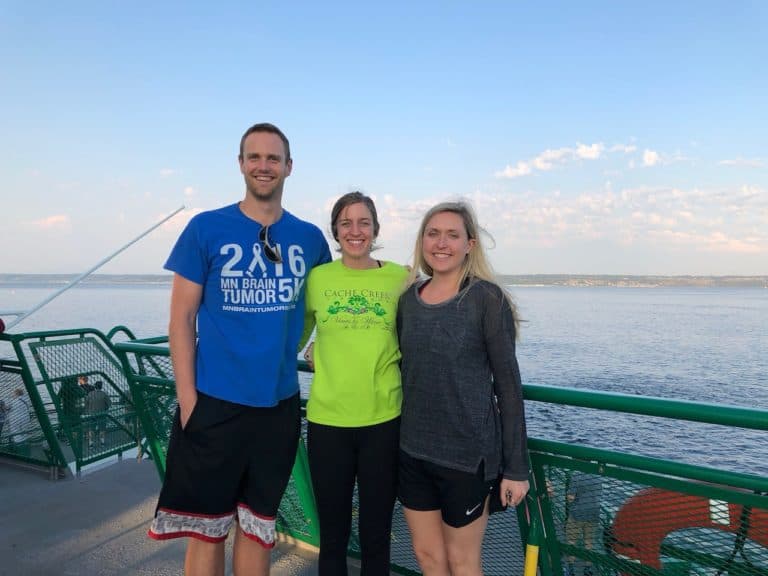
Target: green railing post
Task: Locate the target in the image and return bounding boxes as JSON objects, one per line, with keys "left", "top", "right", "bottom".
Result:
{"left": 524, "top": 503, "right": 544, "bottom": 576}
{"left": 530, "top": 464, "right": 561, "bottom": 576}
{"left": 289, "top": 435, "right": 320, "bottom": 546}
{"left": 9, "top": 336, "right": 69, "bottom": 471}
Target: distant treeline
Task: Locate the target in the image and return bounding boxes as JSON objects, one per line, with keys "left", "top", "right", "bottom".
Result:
{"left": 500, "top": 274, "right": 768, "bottom": 288}
{"left": 1, "top": 273, "right": 767, "bottom": 288}
{"left": 0, "top": 274, "right": 174, "bottom": 286}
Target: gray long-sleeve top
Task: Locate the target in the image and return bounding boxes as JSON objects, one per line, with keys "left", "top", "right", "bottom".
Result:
{"left": 396, "top": 278, "right": 529, "bottom": 481}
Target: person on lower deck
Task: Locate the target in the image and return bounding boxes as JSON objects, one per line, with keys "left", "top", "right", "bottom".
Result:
{"left": 84, "top": 381, "right": 111, "bottom": 448}
{"left": 565, "top": 471, "right": 603, "bottom": 576}
{"left": 8, "top": 388, "right": 32, "bottom": 445}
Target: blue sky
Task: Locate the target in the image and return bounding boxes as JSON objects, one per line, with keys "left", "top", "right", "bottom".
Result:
{"left": 2, "top": 1, "right": 766, "bottom": 275}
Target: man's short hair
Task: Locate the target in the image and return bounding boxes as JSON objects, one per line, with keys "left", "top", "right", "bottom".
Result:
{"left": 239, "top": 123, "right": 291, "bottom": 161}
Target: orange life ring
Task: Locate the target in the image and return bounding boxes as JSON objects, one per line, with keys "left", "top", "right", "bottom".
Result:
{"left": 611, "top": 487, "right": 768, "bottom": 572}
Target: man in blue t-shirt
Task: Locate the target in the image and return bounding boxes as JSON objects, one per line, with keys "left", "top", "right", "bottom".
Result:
{"left": 148, "top": 123, "right": 331, "bottom": 576}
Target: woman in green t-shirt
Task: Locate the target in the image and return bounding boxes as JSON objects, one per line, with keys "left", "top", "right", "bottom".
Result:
{"left": 302, "top": 191, "right": 408, "bottom": 575}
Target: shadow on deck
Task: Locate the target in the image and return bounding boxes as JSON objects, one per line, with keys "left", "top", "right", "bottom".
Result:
{"left": 0, "top": 458, "right": 334, "bottom": 576}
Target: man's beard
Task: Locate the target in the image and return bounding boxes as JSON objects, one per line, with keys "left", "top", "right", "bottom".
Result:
{"left": 246, "top": 179, "right": 283, "bottom": 202}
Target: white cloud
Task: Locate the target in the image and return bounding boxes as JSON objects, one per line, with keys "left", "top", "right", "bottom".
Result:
{"left": 456, "top": 181, "right": 768, "bottom": 262}
{"left": 577, "top": 192, "right": 615, "bottom": 214}
{"left": 536, "top": 147, "right": 572, "bottom": 167}
{"left": 718, "top": 158, "right": 764, "bottom": 168}
{"left": 27, "top": 214, "right": 71, "bottom": 229}
{"left": 495, "top": 161, "right": 532, "bottom": 179}
{"left": 496, "top": 141, "right": 627, "bottom": 179}
{"left": 575, "top": 142, "right": 604, "bottom": 160}
{"left": 642, "top": 149, "right": 660, "bottom": 167}
{"left": 532, "top": 157, "right": 553, "bottom": 170}
{"left": 160, "top": 168, "right": 177, "bottom": 178}
{"left": 183, "top": 186, "right": 196, "bottom": 197}
{"left": 704, "top": 232, "right": 764, "bottom": 254}
{"left": 610, "top": 144, "right": 637, "bottom": 153}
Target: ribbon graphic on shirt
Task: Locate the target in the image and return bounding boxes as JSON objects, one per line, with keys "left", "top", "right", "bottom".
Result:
{"left": 246, "top": 243, "right": 268, "bottom": 278}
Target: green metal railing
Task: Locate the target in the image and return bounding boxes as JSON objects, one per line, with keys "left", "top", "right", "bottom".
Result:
{"left": 112, "top": 335, "right": 768, "bottom": 576}
{"left": 2, "top": 327, "right": 766, "bottom": 575}
{"left": 0, "top": 326, "right": 146, "bottom": 477}
{"left": 523, "top": 386, "right": 768, "bottom": 576}
{"left": 111, "top": 337, "right": 324, "bottom": 547}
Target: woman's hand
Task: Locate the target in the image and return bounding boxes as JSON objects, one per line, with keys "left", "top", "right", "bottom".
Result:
{"left": 501, "top": 478, "right": 530, "bottom": 508}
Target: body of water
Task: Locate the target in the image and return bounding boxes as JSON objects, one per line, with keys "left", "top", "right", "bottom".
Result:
{"left": 512, "top": 286, "right": 767, "bottom": 476}
{"left": 1, "top": 282, "right": 766, "bottom": 474}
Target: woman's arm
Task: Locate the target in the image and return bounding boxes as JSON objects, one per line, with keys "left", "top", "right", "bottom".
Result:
{"left": 484, "top": 284, "right": 530, "bottom": 481}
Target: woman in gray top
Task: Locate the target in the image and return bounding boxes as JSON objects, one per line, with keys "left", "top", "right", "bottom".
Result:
{"left": 396, "top": 201, "right": 529, "bottom": 575}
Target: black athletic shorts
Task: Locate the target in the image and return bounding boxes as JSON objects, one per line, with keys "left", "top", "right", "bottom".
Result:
{"left": 148, "top": 391, "right": 300, "bottom": 547}
{"left": 397, "top": 449, "right": 495, "bottom": 528}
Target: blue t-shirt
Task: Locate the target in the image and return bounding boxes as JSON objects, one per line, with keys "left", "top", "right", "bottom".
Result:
{"left": 165, "top": 203, "right": 331, "bottom": 407}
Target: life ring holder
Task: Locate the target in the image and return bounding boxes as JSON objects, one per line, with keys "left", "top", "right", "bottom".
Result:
{"left": 610, "top": 487, "right": 768, "bottom": 573}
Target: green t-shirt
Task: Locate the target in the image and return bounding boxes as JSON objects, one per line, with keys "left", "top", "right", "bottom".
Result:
{"left": 304, "top": 259, "right": 409, "bottom": 426}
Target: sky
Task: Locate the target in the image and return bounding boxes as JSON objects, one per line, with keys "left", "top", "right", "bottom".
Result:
{"left": 1, "top": 1, "right": 767, "bottom": 276}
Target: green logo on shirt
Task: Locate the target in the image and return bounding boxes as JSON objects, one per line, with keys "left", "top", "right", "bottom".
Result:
{"left": 327, "top": 294, "right": 387, "bottom": 317}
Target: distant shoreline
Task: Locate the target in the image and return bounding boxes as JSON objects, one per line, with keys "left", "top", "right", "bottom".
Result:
{"left": 1, "top": 273, "right": 766, "bottom": 288}
{"left": 499, "top": 274, "right": 768, "bottom": 288}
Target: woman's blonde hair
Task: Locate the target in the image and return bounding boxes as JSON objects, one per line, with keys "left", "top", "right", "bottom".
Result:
{"left": 407, "top": 200, "right": 520, "bottom": 334}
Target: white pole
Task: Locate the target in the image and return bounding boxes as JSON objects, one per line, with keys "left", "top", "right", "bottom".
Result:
{"left": 4, "top": 205, "right": 184, "bottom": 331}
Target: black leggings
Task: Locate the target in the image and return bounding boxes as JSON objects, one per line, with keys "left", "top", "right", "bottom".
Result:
{"left": 307, "top": 417, "right": 400, "bottom": 576}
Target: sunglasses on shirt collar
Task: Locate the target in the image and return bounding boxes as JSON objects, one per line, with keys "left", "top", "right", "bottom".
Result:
{"left": 259, "top": 225, "right": 282, "bottom": 263}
